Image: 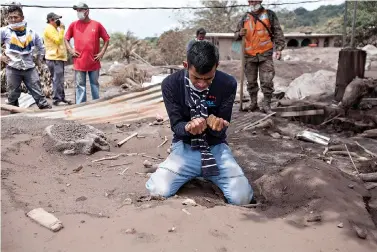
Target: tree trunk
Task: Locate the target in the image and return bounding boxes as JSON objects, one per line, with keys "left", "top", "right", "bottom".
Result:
{"left": 334, "top": 49, "right": 367, "bottom": 101}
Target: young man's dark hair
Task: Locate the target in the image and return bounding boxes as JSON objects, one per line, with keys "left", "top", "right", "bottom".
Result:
{"left": 7, "top": 5, "right": 23, "bottom": 16}
{"left": 196, "top": 28, "right": 206, "bottom": 36}
{"left": 187, "top": 41, "right": 219, "bottom": 75}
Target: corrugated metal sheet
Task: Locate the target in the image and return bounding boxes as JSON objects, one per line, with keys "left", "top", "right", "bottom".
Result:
{"left": 23, "top": 83, "right": 167, "bottom": 124}
{"left": 14, "top": 81, "right": 249, "bottom": 125}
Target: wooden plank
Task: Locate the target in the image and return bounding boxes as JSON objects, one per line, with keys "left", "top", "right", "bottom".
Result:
{"left": 359, "top": 172, "right": 377, "bottom": 182}
{"left": 277, "top": 109, "right": 324, "bottom": 117}
{"left": 273, "top": 105, "right": 316, "bottom": 113}
{"left": 334, "top": 49, "right": 367, "bottom": 101}
{"left": 239, "top": 35, "right": 246, "bottom": 111}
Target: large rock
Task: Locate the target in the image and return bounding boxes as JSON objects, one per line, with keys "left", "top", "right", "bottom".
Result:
{"left": 284, "top": 70, "right": 336, "bottom": 100}
{"left": 44, "top": 123, "right": 110, "bottom": 155}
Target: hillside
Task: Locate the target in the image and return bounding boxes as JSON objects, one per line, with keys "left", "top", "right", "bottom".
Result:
{"left": 276, "top": 4, "right": 344, "bottom": 33}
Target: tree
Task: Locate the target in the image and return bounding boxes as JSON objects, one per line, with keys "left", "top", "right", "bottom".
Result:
{"left": 157, "top": 28, "right": 195, "bottom": 65}
{"left": 106, "top": 31, "right": 142, "bottom": 63}
{"left": 182, "top": 0, "right": 244, "bottom": 33}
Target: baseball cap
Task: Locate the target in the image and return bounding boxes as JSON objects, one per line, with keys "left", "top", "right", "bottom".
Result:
{"left": 46, "top": 12, "right": 62, "bottom": 20}
{"left": 73, "top": 2, "right": 89, "bottom": 10}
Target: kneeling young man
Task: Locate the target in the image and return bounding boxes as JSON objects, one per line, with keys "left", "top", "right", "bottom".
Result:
{"left": 146, "top": 41, "right": 253, "bottom": 205}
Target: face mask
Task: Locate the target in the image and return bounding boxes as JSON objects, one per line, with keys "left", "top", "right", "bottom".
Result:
{"left": 55, "top": 19, "right": 61, "bottom": 26}
{"left": 250, "top": 4, "right": 261, "bottom": 12}
{"left": 8, "top": 21, "right": 26, "bottom": 29}
{"left": 77, "top": 12, "right": 86, "bottom": 20}
{"left": 185, "top": 77, "right": 209, "bottom": 92}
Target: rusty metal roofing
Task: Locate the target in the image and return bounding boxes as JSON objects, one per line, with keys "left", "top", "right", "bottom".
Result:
{"left": 3, "top": 81, "right": 249, "bottom": 125}
{"left": 20, "top": 83, "right": 167, "bottom": 125}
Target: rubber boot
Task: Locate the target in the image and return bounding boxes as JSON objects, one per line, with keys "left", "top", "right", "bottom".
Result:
{"left": 244, "top": 93, "right": 258, "bottom": 112}
{"left": 261, "top": 95, "right": 273, "bottom": 114}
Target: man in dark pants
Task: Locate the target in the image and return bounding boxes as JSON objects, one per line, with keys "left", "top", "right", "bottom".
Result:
{"left": 146, "top": 41, "right": 253, "bottom": 206}
{"left": 0, "top": 5, "right": 51, "bottom": 109}
{"left": 235, "top": 0, "right": 285, "bottom": 113}
{"left": 43, "top": 12, "right": 72, "bottom": 106}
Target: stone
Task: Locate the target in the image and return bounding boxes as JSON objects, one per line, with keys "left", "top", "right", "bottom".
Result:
{"left": 73, "top": 165, "right": 83, "bottom": 173}
{"left": 353, "top": 225, "right": 367, "bottom": 239}
{"left": 306, "top": 213, "right": 322, "bottom": 222}
{"left": 168, "top": 226, "right": 176, "bottom": 232}
{"left": 125, "top": 228, "right": 136, "bottom": 234}
{"left": 76, "top": 196, "right": 88, "bottom": 202}
{"left": 140, "top": 204, "right": 152, "bottom": 209}
{"left": 182, "top": 198, "right": 197, "bottom": 206}
{"left": 123, "top": 198, "right": 132, "bottom": 205}
{"left": 270, "top": 132, "right": 281, "bottom": 139}
{"left": 348, "top": 184, "right": 354, "bottom": 189}
{"left": 143, "top": 160, "right": 153, "bottom": 168}
{"left": 63, "top": 149, "right": 76, "bottom": 155}
{"left": 81, "top": 220, "right": 85, "bottom": 223}
{"left": 337, "top": 222, "right": 344, "bottom": 228}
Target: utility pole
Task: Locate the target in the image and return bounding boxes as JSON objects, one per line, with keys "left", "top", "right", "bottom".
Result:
{"left": 350, "top": 0, "right": 358, "bottom": 48}
{"left": 342, "top": 0, "right": 348, "bottom": 47}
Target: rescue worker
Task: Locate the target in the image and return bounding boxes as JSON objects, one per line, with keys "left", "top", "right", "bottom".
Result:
{"left": 235, "top": 0, "right": 285, "bottom": 113}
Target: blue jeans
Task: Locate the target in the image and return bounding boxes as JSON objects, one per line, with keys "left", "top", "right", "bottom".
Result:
{"left": 75, "top": 70, "right": 100, "bottom": 104}
{"left": 146, "top": 141, "right": 253, "bottom": 205}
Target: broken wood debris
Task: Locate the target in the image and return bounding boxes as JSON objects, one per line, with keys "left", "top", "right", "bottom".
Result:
{"left": 26, "top": 208, "right": 63, "bottom": 232}
{"left": 242, "top": 112, "right": 276, "bottom": 131}
{"left": 92, "top": 154, "right": 125, "bottom": 163}
{"left": 108, "top": 162, "right": 132, "bottom": 168}
{"left": 365, "top": 182, "right": 377, "bottom": 190}
{"left": 182, "top": 209, "right": 191, "bottom": 215}
{"left": 345, "top": 144, "right": 359, "bottom": 174}
{"left": 157, "top": 136, "right": 168, "bottom": 148}
{"left": 319, "top": 114, "right": 341, "bottom": 126}
{"left": 117, "top": 132, "right": 138, "bottom": 147}
{"left": 359, "top": 172, "right": 377, "bottom": 182}
{"left": 141, "top": 154, "right": 162, "bottom": 160}
{"left": 118, "top": 167, "right": 129, "bottom": 176}
{"left": 354, "top": 141, "right": 377, "bottom": 158}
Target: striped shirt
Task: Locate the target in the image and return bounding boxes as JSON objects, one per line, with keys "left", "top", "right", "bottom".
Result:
{"left": 0, "top": 26, "right": 45, "bottom": 70}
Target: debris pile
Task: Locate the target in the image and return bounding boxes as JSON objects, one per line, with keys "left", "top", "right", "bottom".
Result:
{"left": 43, "top": 123, "right": 110, "bottom": 155}
{"left": 284, "top": 70, "right": 336, "bottom": 100}
{"left": 109, "top": 63, "right": 147, "bottom": 90}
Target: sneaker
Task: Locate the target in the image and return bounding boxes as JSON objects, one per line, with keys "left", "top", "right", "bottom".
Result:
{"left": 62, "top": 99, "right": 73, "bottom": 105}
{"left": 39, "top": 104, "right": 52, "bottom": 110}
{"left": 52, "top": 100, "right": 60, "bottom": 106}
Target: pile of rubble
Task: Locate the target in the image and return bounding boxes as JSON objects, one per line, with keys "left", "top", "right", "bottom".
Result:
{"left": 107, "top": 62, "right": 147, "bottom": 90}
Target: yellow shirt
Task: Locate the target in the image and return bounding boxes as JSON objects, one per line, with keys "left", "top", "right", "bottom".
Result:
{"left": 43, "top": 24, "right": 67, "bottom": 61}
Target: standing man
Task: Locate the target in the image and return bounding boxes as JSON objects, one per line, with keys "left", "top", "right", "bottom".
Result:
{"left": 43, "top": 12, "right": 72, "bottom": 106}
{"left": 186, "top": 28, "right": 206, "bottom": 52}
{"left": 64, "top": 2, "right": 110, "bottom": 104}
{"left": 0, "top": 4, "right": 51, "bottom": 109}
{"left": 235, "top": 0, "right": 285, "bottom": 113}
{"left": 146, "top": 41, "right": 253, "bottom": 206}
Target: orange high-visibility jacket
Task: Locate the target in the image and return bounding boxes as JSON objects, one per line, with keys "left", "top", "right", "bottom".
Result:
{"left": 243, "top": 10, "right": 274, "bottom": 56}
